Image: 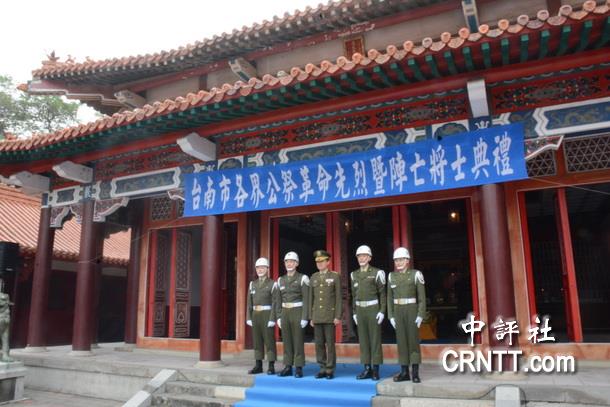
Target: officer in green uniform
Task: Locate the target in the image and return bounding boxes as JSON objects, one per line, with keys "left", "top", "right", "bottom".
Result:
{"left": 351, "top": 245, "right": 386, "bottom": 380}
{"left": 277, "top": 251, "right": 309, "bottom": 378}
{"left": 246, "top": 257, "right": 277, "bottom": 375}
{"left": 309, "top": 250, "right": 342, "bottom": 379}
{"left": 387, "top": 247, "right": 426, "bottom": 383}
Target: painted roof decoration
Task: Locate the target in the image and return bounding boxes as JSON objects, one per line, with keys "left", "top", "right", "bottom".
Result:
{"left": 32, "top": 0, "right": 445, "bottom": 84}
{"left": 1, "top": 1, "right": 609, "bottom": 158}
{"left": 0, "top": 185, "right": 130, "bottom": 265}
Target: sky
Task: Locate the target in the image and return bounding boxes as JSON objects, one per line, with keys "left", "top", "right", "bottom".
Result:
{"left": 0, "top": 0, "right": 326, "bottom": 122}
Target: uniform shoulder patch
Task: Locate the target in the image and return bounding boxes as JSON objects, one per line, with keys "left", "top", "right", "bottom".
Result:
{"left": 301, "top": 275, "right": 310, "bottom": 286}
{"left": 388, "top": 273, "right": 393, "bottom": 284}
{"left": 272, "top": 281, "right": 278, "bottom": 291}
{"left": 350, "top": 271, "right": 354, "bottom": 281}
{"left": 376, "top": 270, "right": 386, "bottom": 285}
{"left": 415, "top": 270, "right": 425, "bottom": 284}
{"left": 249, "top": 281, "right": 253, "bottom": 290}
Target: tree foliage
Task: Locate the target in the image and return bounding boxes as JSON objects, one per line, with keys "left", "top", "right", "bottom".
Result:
{"left": 0, "top": 74, "right": 79, "bottom": 139}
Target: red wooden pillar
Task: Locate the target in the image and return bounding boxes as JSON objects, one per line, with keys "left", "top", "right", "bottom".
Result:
{"left": 90, "top": 223, "right": 105, "bottom": 346}
{"left": 26, "top": 206, "right": 55, "bottom": 350}
{"left": 71, "top": 199, "right": 101, "bottom": 354}
{"left": 555, "top": 188, "right": 583, "bottom": 342}
{"left": 124, "top": 202, "right": 143, "bottom": 344}
{"left": 517, "top": 192, "right": 538, "bottom": 325}
{"left": 479, "top": 184, "right": 517, "bottom": 349}
{"left": 199, "top": 214, "right": 223, "bottom": 364}
{"left": 245, "top": 212, "right": 260, "bottom": 349}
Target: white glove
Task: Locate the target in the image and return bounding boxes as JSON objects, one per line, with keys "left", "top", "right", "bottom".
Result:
{"left": 415, "top": 316, "right": 423, "bottom": 328}
{"left": 353, "top": 314, "right": 358, "bottom": 325}
{"left": 246, "top": 320, "right": 253, "bottom": 327}
{"left": 277, "top": 319, "right": 281, "bottom": 329}
{"left": 390, "top": 317, "right": 396, "bottom": 329}
{"left": 300, "top": 320, "right": 308, "bottom": 328}
{"left": 267, "top": 320, "right": 276, "bottom": 328}
{"left": 376, "top": 312, "right": 384, "bottom": 325}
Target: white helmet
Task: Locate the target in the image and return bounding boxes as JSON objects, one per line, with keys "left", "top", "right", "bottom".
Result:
{"left": 255, "top": 257, "right": 269, "bottom": 267}
{"left": 393, "top": 247, "right": 410, "bottom": 260}
{"left": 284, "top": 251, "right": 299, "bottom": 262}
{"left": 356, "top": 245, "right": 372, "bottom": 256}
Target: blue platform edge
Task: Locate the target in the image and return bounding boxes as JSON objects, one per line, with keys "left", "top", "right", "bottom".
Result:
{"left": 235, "top": 363, "right": 401, "bottom": 407}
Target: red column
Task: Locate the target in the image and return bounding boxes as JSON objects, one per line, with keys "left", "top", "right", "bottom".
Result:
{"left": 26, "top": 206, "right": 56, "bottom": 349}
{"left": 479, "top": 184, "right": 517, "bottom": 349}
{"left": 124, "top": 203, "right": 143, "bottom": 344}
{"left": 71, "top": 200, "right": 100, "bottom": 353}
{"left": 244, "top": 212, "right": 260, "bottom": 349}
{"left": 199, "top": 214, "right": 223, "bottom": 363}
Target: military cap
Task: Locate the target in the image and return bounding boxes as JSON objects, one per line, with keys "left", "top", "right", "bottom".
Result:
{"left": 314, "top": 249, "right": 331, "bottom": 261}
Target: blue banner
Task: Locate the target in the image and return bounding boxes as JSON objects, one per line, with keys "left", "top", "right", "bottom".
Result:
{"left": 184, "top": 124, "right": 527, "bottom": 217}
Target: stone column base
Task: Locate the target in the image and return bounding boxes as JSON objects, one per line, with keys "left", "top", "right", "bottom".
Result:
{"left": 194, "top": 360, "right": 225, "bottom": 369}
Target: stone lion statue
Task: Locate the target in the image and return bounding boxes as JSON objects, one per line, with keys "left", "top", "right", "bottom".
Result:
{"left": 0, "top": 292, "right": 13, "bottom": 362}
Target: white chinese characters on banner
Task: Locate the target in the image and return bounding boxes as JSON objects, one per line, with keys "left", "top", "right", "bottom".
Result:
{"left": 185, "top": 124, "right": 527, "bottom": 217}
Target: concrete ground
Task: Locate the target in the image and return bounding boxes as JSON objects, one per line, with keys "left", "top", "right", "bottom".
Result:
{"left": 8, "top": 343, "right": 610, "bottom": 406}
{"left": 6, "top": 389, "right": 119, "bottom": 406}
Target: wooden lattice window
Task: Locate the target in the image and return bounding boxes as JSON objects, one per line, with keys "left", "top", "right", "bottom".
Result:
{"left": 176, "top": 200, "right": 185, "bottom": 218}
{"left": 564, "top": 133, "right": 610, "bottom": 173}
{"left": 150, "top": 196, "right": 172, "bottom": 221}
{"left": 344, "top": 36, "right": 365, "bottom": 58}
{"left": 526, "top": 150, "right": 557, "bottom": 177}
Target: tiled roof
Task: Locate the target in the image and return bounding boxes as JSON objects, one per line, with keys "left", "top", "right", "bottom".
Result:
{"left": 31, "top": 0, "right": 444, "bottom": 85}
{"left": 0, "top": 185, "right": 130, "bottom": 266}
{"left": 2, "top": 1, "right": 608, "bottom": 156}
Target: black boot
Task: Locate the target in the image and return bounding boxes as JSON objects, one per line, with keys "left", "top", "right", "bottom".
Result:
{"left": 267, "top": 361, "right": 275, "bottom": 375}
{"left": 356, "top": 364, "right": 372, "bottom": 380}
{"left": 315, "top": 370, "right": 327, "bottom": 379}
{"left": 278, "top": 365, "right": 292, "bottom": 376}
{"left": 295, "top": 366, "right": 303, "bottom": 378}
{"left": 248, "top": 360, "right": 263, "bottom": 374}
{"left": 393, "top": 365, "right": 410, "bottom": 382}
{"left": 412, "top": 364, "right": 421, "bottom": 383}
{"left": 372, "top": 365, "right": 380, "bottom": 381}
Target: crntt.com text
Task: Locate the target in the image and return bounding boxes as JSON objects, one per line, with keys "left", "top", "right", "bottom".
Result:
{"left": 442, "top": 350, "right": 575, "bottom": 373}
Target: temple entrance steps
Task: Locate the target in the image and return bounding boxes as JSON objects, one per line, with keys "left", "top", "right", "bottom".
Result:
{"left": 151, "top": 371, "right": 250, "bottom": 407}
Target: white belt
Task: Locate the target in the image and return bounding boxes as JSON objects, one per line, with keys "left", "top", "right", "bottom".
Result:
{"left": 253, "top": 305, "right": 272, "bottom": 311}
{"left": 394, "top": 298, "right": 417, "bottom": 305}
{"left": 282, "top": 302, "right": 303, "bottom": 308}
{"left": 356, "top": 299, "right": 379, "bottom": 307}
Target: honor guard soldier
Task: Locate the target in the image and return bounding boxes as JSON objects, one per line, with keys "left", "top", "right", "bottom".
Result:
{"left": 246, "top": 257, "right": 278, "bottom": 375}
{"left": 387, "top": 247, "right": 426, "bottom": 383}
{"left": 277, "top": 251, "right": 309, "bottom": 378}
{"left": 351, "top": 245, "right": 386, "bottom": 380}
{"left": 309, "top": 250, "right": 342, "bottom": 379}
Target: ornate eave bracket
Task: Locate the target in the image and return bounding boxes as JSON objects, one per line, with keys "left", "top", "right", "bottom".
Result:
{"left": 94, "top": 197, "right": 130, "bottom": 222}
{"left": 525, "top": 135, "right": 564, "bottom": 161}
{"left": 167, "top": 188, "right": 184, "bottom": 201}
{"left": 49, "top": 206, "right": 71, "bottom": 228}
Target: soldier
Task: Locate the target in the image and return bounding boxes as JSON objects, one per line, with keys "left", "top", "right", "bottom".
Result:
{"left": 387, "top": 247, "right": 426, "bottom": 383}
{"left": 351, "top": 245, "right": 386, "bottom": 380}
{"left": 276, "top": 251, "right": 309, "bottom": 378}
{"left": 246, "top": 257, "right": 278, "bottom": 375}
{"left": 309, "top": 250, "right": 342, "bottom": 380}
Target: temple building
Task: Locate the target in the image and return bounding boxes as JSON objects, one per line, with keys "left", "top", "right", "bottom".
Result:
{"left": 1, "top": 0, "right": 609, "bottom": 365}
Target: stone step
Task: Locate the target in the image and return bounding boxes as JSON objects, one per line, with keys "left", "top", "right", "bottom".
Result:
{"left": 178, "top": 369, "right": 254, "bottom": 387}
{"left": 373, "top": 396, "right": 494, "bottom": 407}
{"left": 152, "top": 392, "right": 239, "bottom": 407}
{"left": 165, "top": 381, "right": 246, "bottom": 399}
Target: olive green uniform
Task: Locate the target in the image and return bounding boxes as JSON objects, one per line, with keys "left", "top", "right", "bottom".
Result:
{"left": 309, "top": 270, "right": 342, "bottom": 374}
{"left": 351, "top": 265, "right": 386, "bottom": 365}
{"left": 277, "top": 272, "right": 310, "bottom": 368}
{"left": 387, "top": 269, "right": 426, "bottom": 365}
{"left": 246, "top": 277, "right": 278, "bottom": 362}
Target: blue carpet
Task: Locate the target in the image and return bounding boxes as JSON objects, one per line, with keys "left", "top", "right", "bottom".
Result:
{"left": 235, "top": 363, "right": 399, "bottom": 407}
